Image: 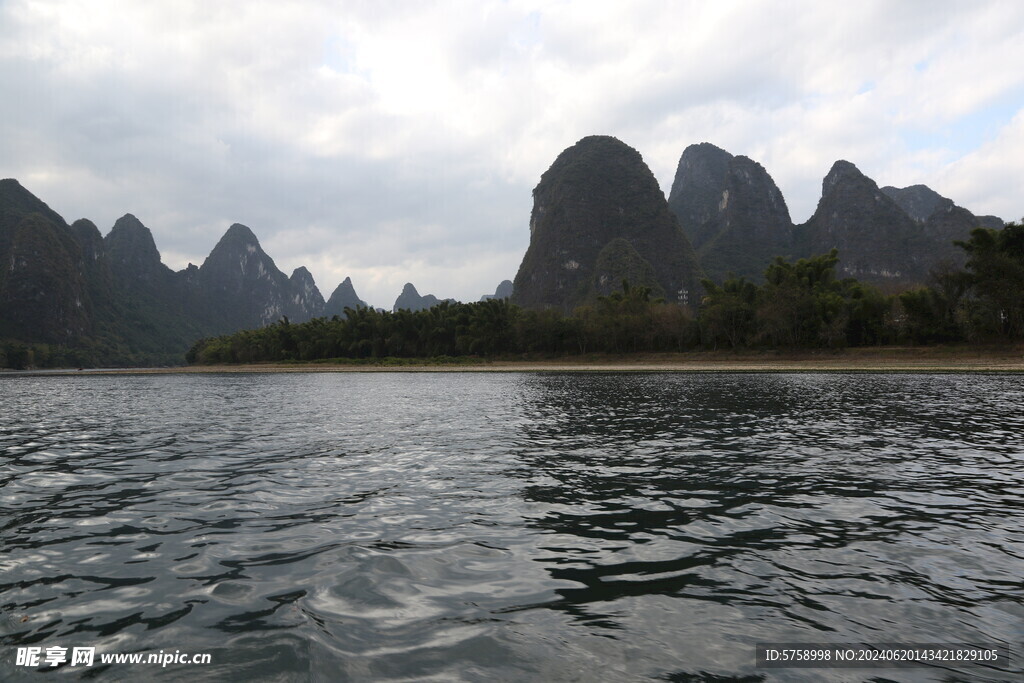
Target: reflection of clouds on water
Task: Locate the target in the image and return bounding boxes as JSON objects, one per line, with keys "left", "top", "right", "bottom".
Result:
{"left": 0, "top": 373, "right": 1020, "bottom": 681}
{"left": 506, "top": 373, "right": 1024, "bottom": 680}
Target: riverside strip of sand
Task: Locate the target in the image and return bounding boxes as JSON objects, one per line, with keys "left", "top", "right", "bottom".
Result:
{"left": 12, "top": 347, "right": 1024, "bottom": 374}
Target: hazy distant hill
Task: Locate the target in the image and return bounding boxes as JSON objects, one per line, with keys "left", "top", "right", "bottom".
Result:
{"left": 393, "top": 283, "right": 454, "bottom": 312}
{"left": 325, "top": 276, "right": 368, "bottom": 317}
{"left": 0, "top": 180, "right": 337, "bottom": 365}
{"left": 480, "top": 280, "right": 513, "bottom": 301}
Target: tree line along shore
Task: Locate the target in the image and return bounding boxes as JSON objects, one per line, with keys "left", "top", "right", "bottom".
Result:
{"left": 3, "top": 223, "right": 1020, "bottom": 370}
{"left": 176, "top": 225, "right": 1023, "bottom": 367}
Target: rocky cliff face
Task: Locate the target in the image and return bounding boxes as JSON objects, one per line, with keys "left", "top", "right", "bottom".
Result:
{"left": 70, "top": 218, "right": 114, "bottom": 330}
{"left": 325, "top": 276, "right": 368, "bottom": 317}
{"left": 0, "top": 213, "right": 90, "bottom": 343}
{"left": 799, "top": 170, "right": 1007, "bottom": 286}
{"left": 105, "top": 214, "right": 171, "bottom": 286}
{"left": 0, "top": 178, "right": 68, "bottom": 237}
{"left": 71, "top": 219, "right": 107, "bottom": 277}
{"left": 922, "top": 202, "right": 989, "bottom": 270}
{"left": 667, "top": 143, "right": 793, "bottom": 282}
{"left": 882, "top": 183, "right": 1005, "bottom": 269}
{"left": 197, "top": 224, "right": 304, "bottom": 333}
{"left": 99, "top": 214, "right": 204, "bottom": 356}
{"left": 976, "top": 215, "right": 1006, "bottom": 230}
{"left": 0, "top": 180, "right": 91, "bottom": 343}
{"left": 796, "top": 161, "right": 928, "bottom": 287}
{"left": 883, "top": 183, "right": 1004, "bottom": 229}
{"left": 286, "top": 266, "right": 325, "bottom": 321}
{"left": 879, "top": 184, "right": 947, "bottom": 222}
{"left": 512, "top": 135, "right": 702, "bottom": 311}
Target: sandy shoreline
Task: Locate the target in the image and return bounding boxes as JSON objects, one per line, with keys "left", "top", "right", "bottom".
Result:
{"left": 7, "top": 347, "right": 1024, "bottom": 375}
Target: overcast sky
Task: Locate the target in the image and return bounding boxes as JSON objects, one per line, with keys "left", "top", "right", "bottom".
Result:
{"left": 2, "top": 1, "right": 1022, "bottom": 308}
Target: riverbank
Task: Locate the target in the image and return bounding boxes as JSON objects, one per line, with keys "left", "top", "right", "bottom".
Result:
{"left": 6, "top": 345, "right": 1023, "bottom": 374}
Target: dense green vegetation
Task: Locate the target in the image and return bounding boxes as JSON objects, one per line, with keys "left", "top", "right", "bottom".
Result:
{"left": 0, "top": 332, "right": 190, "bottom": 370}
{"left": 4, "top": 222, "right": 1019, "bottom": 369}
{"left": 182, "top": 223, "right": 1023, "bottom": 365}
{"left": 700, "top": 249, "right": 889, "bottom": 348}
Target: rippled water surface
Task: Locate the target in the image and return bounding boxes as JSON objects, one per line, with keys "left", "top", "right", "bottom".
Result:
{"left": 2, "top": 372, "right": 1022, "bottom": 681}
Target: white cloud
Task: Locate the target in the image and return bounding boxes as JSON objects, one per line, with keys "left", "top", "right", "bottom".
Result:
{"left": 1, "top": 0, "right": 1022, "bottom": 306}
{"left": 934, "top": 110, "right": 1024, "bottom": 222}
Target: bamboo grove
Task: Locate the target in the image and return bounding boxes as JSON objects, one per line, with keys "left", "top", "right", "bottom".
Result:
{"left": 181, "top": 223, "right": 1024, "bottom": 364}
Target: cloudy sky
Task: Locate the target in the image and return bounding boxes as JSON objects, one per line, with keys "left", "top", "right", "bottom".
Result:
{"left": 2, "top": 1, "right": 1022, "bottom": 308}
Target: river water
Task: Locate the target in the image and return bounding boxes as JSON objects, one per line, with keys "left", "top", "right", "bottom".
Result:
{"left": 1, "top": 372, "right": 1022, "bottom": 681}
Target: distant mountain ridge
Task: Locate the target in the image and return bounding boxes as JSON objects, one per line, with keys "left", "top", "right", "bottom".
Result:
{"left": 666, "top": 146, "right": 1004, "bottom": 288}
{"left": 325, "top": 276, "right": 368, "bottom": 317}
{"left": 480, "top": 280, "right": 513, "bottom": 301}
{"left": 1, "top": 142, "right": 1011, "bottom": 365}
{"left": 193, "top": 222, "right": 326, "bottom": 334}
{"left": 0, "top": 179, "right": 362, "bottom": 365}
{"left": 393, "top": 283, "right": 455, "bottom": 312}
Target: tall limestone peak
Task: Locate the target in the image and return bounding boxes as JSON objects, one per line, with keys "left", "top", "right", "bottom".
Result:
{"left": 0, "top": 178, "right": 69, "bottom": 235}
{"left": 395, "top": 283, "right": 431, "bottom": 312}
{"left": 513, "top": 135, "right": 702, "bottom": 311}
{"left": 196, "top": 224, "right": 326, "bottom": 330}
{"left": 325, "top": 276, "right": 368, "bottom": 317}
{"left": 105, "top": 214, "right": 166, "bottom": 283}
{"left": 101, "top": 215, "right": 201, "bottom": 357}
{"left": 821, "top": 159, "right": 867, "bottom": 192}
{"left": 286, "top": 266, "right": 325, "bottom": 320}
{"left": 667, "top": 143, "right": 734, "bottom": 248}
{"left": 200, "top": 223, "right": 280, "bottom": 286}
{"left": 0, "top": 182, "right": 92, "bottom": 345}
{"left": 797, "top": 161, "right": 925, "bottom": 286}
{"left": 198, "top": 223, "right": 293, "bottom": 331}
{"left": 70, "top": 219, "right": 105, "bottom": 265}
{"left": 220, "top": 222, "right": 260, "bottom": 246}
{"left": 1, "top": 180, "right": 71, "bottom": 275}
{"left": 667, "top": 143, "right": 793, "bottom": 282}
{"left": 289, "top": 266, "right": 317, "bottom": 288}
{"left": 0, "top": 213, "right": 90, "bottom": 343}
{"left": 199, "top": 222, "right": 268, "bottom": 280}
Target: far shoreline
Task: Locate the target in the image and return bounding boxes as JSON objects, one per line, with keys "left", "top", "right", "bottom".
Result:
{"left": 6, "top": 346, "right": 1024, "bottom": 375}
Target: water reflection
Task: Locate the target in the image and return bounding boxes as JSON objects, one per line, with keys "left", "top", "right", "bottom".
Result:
{"left": 0, "top": 372, "right": 1020, "bottom": 681}
{"left": 508, "top": 373, "right": 1023, "bottom": 679}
